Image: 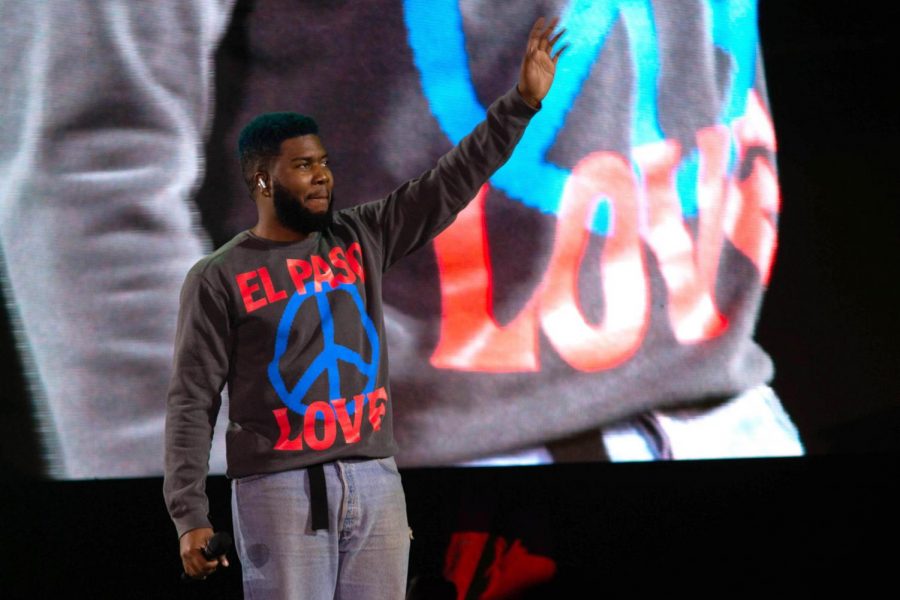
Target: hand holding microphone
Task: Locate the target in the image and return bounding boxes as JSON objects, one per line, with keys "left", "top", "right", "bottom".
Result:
{"left": 180, "top": 528, "right": 232, "bottom": 581}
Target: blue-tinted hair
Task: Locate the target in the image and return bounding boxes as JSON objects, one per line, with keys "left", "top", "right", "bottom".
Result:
{"left": 238, "top": 112, "right": 319, "bottom": 192}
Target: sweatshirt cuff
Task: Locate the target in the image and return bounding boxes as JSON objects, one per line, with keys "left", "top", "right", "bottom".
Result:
{"left": 505, "top": 85, "right": 541, "bottom": 118}
{"left": 173, "top": 511, "right": 213, "bottom": 539}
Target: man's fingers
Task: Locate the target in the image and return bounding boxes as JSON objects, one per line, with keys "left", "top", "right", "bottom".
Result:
{"left": 219, "top": 554, "right": 230, "bottom": 568}
{"left": 191, "top": 560, "right": 219, "bottom": 579}
{"left": 184, "top": 549, "right": 220, "bottom": 578}
{"left": 540, "top": 16, "right": 561, "bottom": 42}
{"left": 552, "top": 43, "right": 569, "bottom": 64}
{"left": 533, "top": 17, "right": 563, "bottom": 56}
{"left": 528, "top": 17, "right": 544, "bottom": 46}
{"left": 198, "top": 552, "right": 219, "bottom": 570}
{"left": 549, "top": 27, "right": 566, "bottom": 48}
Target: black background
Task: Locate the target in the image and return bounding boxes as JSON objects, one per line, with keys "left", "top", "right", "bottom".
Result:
{"left": 755, "top": 2, "right": 898, "bottom": 453}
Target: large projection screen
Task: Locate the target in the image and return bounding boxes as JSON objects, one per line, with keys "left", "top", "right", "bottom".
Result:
{"left": 1, "top": 0, "right": 810, "bottom": 479}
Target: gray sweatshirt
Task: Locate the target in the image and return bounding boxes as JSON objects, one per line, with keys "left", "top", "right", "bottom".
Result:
{"left": 163, "top": 87, "right": 537, "bottom": 537}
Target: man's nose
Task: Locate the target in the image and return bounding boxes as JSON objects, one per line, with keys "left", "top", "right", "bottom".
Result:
{"left": 313, "top": 166, "right": 329, "bottom": 183}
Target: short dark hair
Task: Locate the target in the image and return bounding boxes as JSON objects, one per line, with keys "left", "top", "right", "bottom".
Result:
{"left": 238, "top": 112, "right": 319, "bottom": 193}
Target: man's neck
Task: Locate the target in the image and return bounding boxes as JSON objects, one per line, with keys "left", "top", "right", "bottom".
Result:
{"left": 250, "top": 219, "right": 310, "bottom": 243}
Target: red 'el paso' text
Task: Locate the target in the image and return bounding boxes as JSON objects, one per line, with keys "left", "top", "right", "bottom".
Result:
{"left": 235, "top": 242, "right": 365, "bottom": 313}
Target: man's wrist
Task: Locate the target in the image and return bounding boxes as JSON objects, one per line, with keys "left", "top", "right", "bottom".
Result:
{"left": 516, "top": 84, "right": 541, "bottom": 109}
{"left": 174, "top": 513, "right": 214, "bottom": 539}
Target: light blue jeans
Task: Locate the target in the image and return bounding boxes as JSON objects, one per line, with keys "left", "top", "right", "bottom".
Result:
{"left": 231, "top": 457, "right": 411, "bottom": 600}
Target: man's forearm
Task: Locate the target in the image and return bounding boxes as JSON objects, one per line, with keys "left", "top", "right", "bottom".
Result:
{"left": 164, "top": 395, "right": 219, "bottom": 537}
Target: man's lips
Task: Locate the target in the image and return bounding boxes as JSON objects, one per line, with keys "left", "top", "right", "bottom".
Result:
{"left": 305, "top": 193, "right": 330, "bottom": 210}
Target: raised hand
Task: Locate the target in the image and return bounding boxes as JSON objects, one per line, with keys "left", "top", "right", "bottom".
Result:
{"left": 517, "top": 16, "right": 567, "bottom": 108}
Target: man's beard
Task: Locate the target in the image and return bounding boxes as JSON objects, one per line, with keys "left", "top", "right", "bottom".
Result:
{"left": 272, "top": 180, "right": 333, "bottom": 234}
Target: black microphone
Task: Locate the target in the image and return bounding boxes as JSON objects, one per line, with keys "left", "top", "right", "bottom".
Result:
{"left": 202, "top": 532, "right": 233, "bottom": 560}
{"left": 181, "top": 532, "right": 233, "bottom": 581}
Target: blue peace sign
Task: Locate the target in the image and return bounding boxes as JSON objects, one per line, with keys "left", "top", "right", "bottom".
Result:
{"left": 268, "top": 282, "right": 380, "bottom": 417}
{"left": 402, "top": 0, "right": 759, "bottom": 225}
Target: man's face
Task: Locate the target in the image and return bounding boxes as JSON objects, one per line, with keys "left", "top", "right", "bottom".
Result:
{"left": 270, "top": 134, "right": 334, "bottom": 234}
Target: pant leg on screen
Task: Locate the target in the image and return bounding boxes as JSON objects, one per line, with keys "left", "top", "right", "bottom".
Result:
{"left": 0, "top": 0, "right": 234, "bottom": 477}
{"left": 459, "top": 385, "right": 803, "bottom": 465}
{"left": 651, "top": 384, "right": 805, "bottom": 460}
{"left": 602, "top": 385, "right": 805, "bottom": 461}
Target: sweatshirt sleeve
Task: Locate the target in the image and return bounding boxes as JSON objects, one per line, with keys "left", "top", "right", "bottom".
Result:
{"left": 163, "top": 265, "right": 232, "bottom": 538}
{"left": 352, "top": 85, "right": 539, "bottom": 271}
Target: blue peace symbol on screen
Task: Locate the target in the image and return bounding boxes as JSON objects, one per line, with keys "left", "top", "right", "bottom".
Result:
{"left": 402, "top": 0, "right": 758, "bottom": 223}
{"left": 268, "top": 282, "right": 380, "bottom": 417}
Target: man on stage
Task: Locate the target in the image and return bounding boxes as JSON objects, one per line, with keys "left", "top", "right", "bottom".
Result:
{"left": 164, "top": 17, "right": 565, "bottom": 598}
